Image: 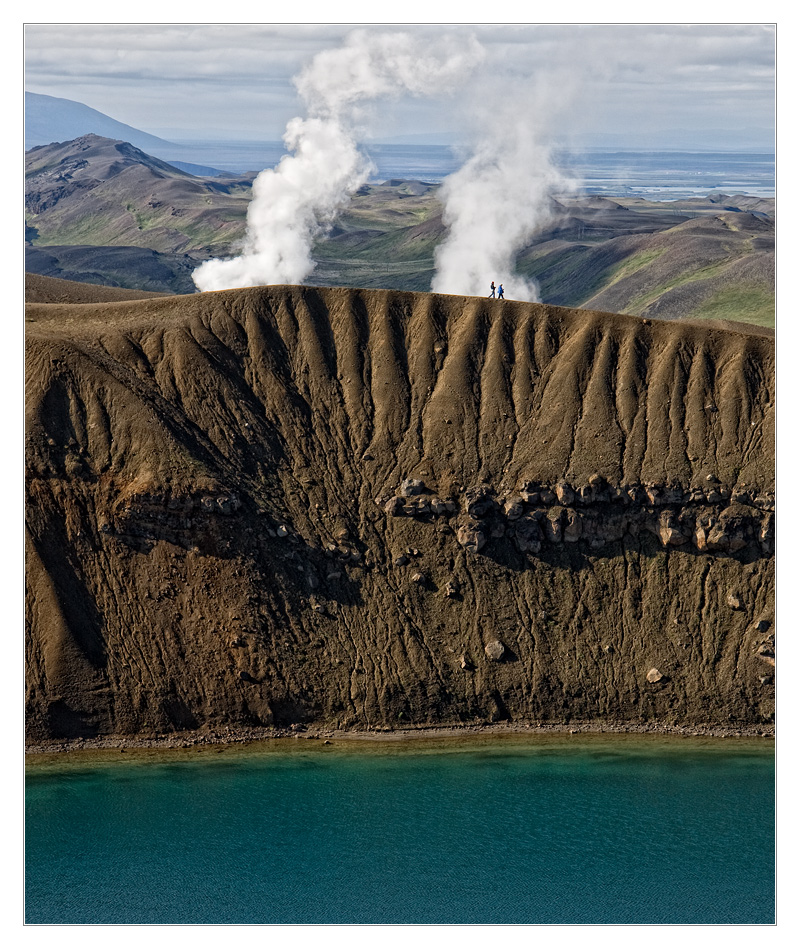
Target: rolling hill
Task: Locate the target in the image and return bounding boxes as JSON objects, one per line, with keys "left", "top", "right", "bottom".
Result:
{"left": 25, "top": 135, "right": 774, "bottom": 325}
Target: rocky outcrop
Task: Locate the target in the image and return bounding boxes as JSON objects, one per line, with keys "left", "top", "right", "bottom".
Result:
{"left": 378, "top": 476, "right": 773, "bottom": 559}
{"left": 25, "top": 286, "right": 775, "bottom": 742}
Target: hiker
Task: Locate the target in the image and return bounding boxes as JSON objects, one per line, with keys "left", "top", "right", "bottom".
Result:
{"left": 489, "top": 282, "right": 496, "bottom": 298}
{"left": 498, "top": 285, "right": 504, "bottom": 299}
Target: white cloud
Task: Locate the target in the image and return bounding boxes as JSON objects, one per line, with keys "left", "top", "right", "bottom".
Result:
{"left": 24, "top": 23, "right": 775, "bottom": 139}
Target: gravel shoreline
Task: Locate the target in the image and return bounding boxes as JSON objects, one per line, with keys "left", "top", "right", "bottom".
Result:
{"left": 25, "top": 720, "right": 775, "bottom": 756}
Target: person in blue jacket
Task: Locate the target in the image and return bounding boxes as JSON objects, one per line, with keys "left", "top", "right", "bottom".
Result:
{"left": 497, "top": 285, "right": 505, "bottom": 299}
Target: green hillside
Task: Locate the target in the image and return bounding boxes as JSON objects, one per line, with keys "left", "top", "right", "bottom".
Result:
{"left": 25, "top": 136, "right": 774, "bottom": 326}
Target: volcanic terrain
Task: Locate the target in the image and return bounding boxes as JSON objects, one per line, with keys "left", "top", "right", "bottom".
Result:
{"left": 25, "top": 280, "right": 775, "bottom": 744}
{"left": 25, "top": 136, "right": 774, "bottom": 325}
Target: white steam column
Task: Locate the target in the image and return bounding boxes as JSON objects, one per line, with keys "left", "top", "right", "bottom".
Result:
{"left": 432, "top": 105, "right": 572, "bottom": 303}
{"left": 192, "top": 31, "right": 483, "bottom": 292}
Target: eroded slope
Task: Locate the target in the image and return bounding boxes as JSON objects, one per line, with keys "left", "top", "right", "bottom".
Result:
{"left": 25, "top": 286, "right": 775, "bottom": 741}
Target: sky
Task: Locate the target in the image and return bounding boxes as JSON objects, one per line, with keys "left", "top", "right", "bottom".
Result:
{"left": 23, "top": 22, "right": 776, "bottom": 146}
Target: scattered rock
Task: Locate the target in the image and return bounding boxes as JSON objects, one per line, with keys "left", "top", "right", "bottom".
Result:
{"left": 646, "top": 667, "right": 665, "bottom": 683}
{"left": 756, "top": 619, "right": 772, "bottom": 632}
{"left": 485, "top": 640, "right": 505, "bottom": 662}
{"left": 726, "top": 592, "right": 743, "bottom": 610}
{"left": 393, "top": 554, "right": 409, "bottom": 567}
{"left": 757, "top": 645, "right": 775, "bottom": 666}
{"left": 276, "top": 524, "right": 289, "bottom": 538}
{"left": 411, "top": 572, "right": 426, "bottom": 585}
{"left": 383, "top": 496, "right": 404, "bottom": 516}
{"left": 399, "top": 478, "right": 426, "bottom": 497}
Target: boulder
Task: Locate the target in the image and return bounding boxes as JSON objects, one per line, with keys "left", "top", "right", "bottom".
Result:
{"left": 543, "top": 509, "right": 563, "bottom": 543}
{"left": 626, "top": 484, "right": 647, "bottom": 504}
{"left": 462, "top": 485, "right": 494, "bottom": 517}
{"left": 399, "top": 478, "right": 426, "bottom": 497}
{"left": 694, "top": 525, "right": 709, "bottom": 551}
{"left": 407, "top": 497, "right": 430, "bottom": 516}
{"left": 504, "top": 496, "right": 525, "bottom": 520}
{"left": 563, "top": 508, "right": 582, "bottom": 543}
{"left": 646, "top": 667, "right": 665, "bottom": 683}
{"left": 726, "top": 592, "right": 743, "bottom": 610}
{"left": 456, "top": 517, "right": 487, "bottom": 553}
{"left": 430, "top": 497, "right": 449, "bottom": 516}
{"left": 514, "top": 515, "right": 542, "bottom": 553}
{"left": 658, "top": 512, "right": 687, "bottom": 547}
{"left": 484, "top": 640, "right": 505, "bottom": 662}
{"left": 555, "top": 481, "right": 575, "bottom": 505}
{"left": 384, "top": 496, "right": 404, "bottom": 516}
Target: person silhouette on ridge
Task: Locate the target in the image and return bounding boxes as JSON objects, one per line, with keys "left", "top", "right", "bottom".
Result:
{"left": 497, "top": 285, "right": 504, "bottom": 299}
{"left": 489, "top": 282, "right": 496, "bottom": 298}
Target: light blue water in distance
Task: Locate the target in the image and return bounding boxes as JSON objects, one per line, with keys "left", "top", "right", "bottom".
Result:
{"left": 25, "top": 736, "right": 774, "bottom": 925}
{"left": 161, "top": 141, "right": 775, "bottom": 200}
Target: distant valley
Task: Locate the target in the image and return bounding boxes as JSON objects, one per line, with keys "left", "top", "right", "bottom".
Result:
{"left": 25, "top": 133, "right": 774, "bottom": 325}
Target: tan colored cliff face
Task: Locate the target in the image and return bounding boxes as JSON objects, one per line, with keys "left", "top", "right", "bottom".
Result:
{"left": 24, "top": 285, "right": 775, "bottom": 741}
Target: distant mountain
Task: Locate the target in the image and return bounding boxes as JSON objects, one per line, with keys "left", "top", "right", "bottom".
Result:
{"left": 25, "top": 93, "right": 240, "bottom": 176}
{"left": 25, "top": 92, "right": 176, "bottom": 152}
{"left": 25, "top": 134, "right": 252, "bottom": 256}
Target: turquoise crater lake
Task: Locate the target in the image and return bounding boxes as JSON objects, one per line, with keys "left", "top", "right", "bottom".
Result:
{"left": 25, "top": 735, "right": 774, "bottom": 924}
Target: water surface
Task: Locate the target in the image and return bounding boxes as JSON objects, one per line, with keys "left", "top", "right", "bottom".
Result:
{"left": 25, "top": 734, "right": 774, "bottom": 924}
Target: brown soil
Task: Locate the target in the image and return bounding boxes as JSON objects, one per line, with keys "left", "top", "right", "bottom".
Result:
{"left": 25, "top": 272, "right": 171, "bottom": 304}
{"left": 24, "top": 284, "right": 775, "bottom": 746}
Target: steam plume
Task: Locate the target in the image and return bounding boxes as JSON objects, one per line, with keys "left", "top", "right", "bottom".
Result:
{"left": 193, "top": 31, "right": 482, "bottom": 291}
{"left": 432, "top": 97, "right": 575, "bottom": 302}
